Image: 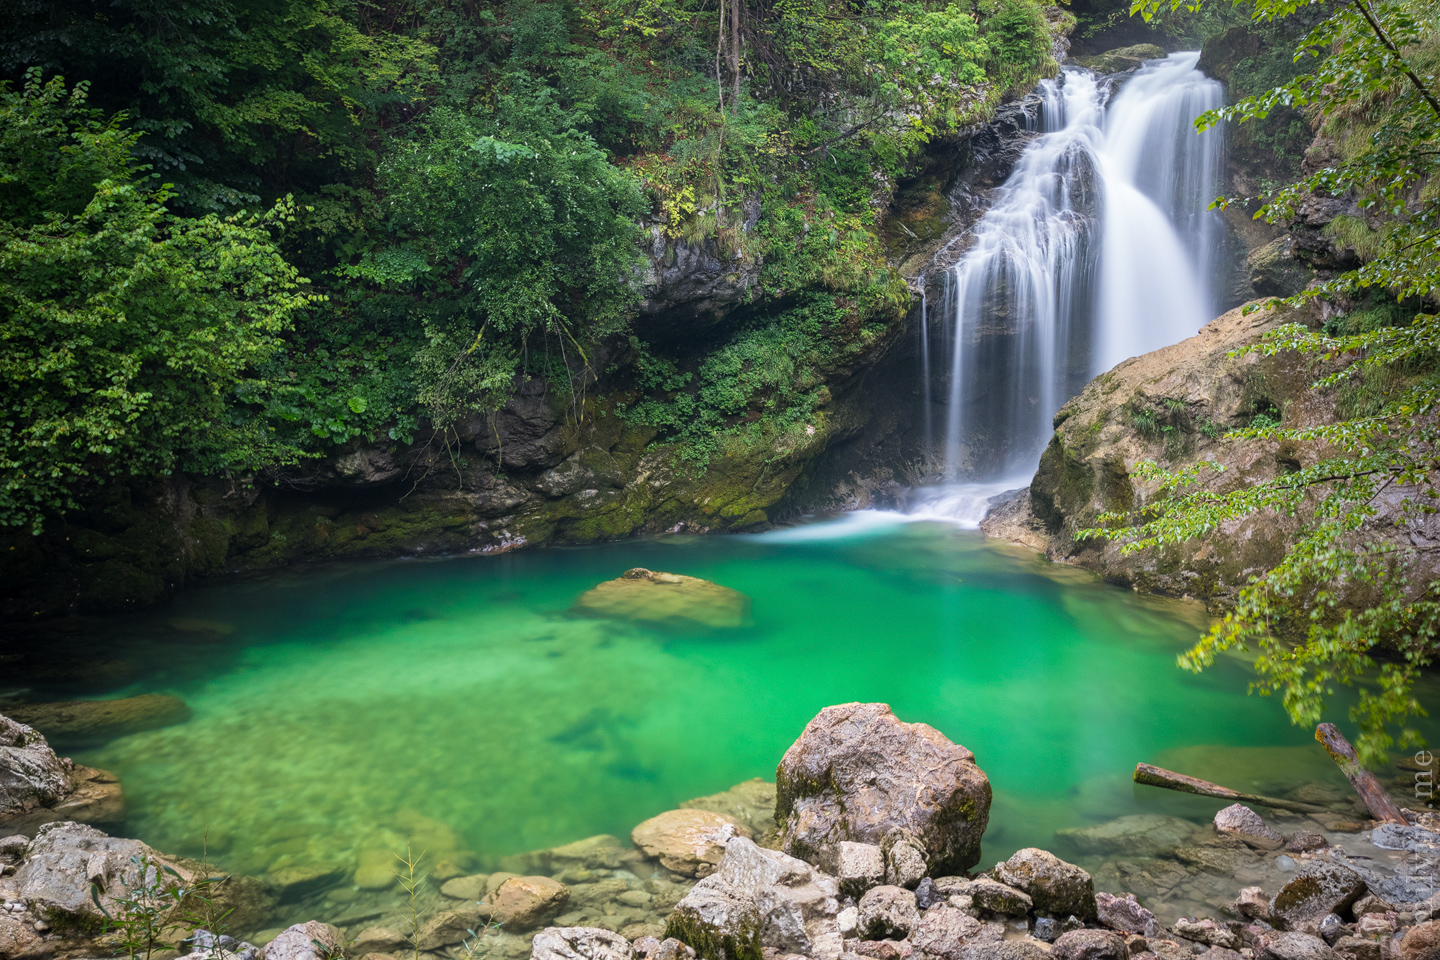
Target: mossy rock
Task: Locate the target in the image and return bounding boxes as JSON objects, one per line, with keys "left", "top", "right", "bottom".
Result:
{"left": 1071, "top": 44, "right": 1166, "bottom": 74}
{"left": 573, "top": 567, "right": 752, "bottom": 628}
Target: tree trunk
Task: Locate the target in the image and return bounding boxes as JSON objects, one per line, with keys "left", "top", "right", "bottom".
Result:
{"left": 1133, "top": 762, "right": 1336, "bottom": 813}
{"left": 730, "top": 0, "right": 741, "bottom": 103}
{"left": 1315, "top": 723, "right": 1410, "bottom": 824}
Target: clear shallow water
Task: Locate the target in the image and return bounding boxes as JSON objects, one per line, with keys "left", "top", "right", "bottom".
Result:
{"left": 16, "top": 521, "right": 1395, "bottom": 878}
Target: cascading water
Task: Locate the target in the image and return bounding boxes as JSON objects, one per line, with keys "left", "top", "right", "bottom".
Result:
{"left": 921, "top": 52, "right": 1223, "bottom": 504}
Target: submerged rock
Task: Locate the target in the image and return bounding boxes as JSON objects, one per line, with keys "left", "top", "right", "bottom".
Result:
{"left": 489, "top": 875, "right": 571, "bottom": 931}
{"left": 669, "top": 836, "right": 843, "bottom": 959}
{"left": 679, "top": 779, "right": 778, "bottom": 841}
{"left": 1057, "top": 814, "right": 1198, "bottom": 858}
{"left": 631, "top": 809, "right": 752, "bottom": 877}
{"left": 2, "top": 694, "right": 191, "bottom": 744}
{"left": 776, "top": 703, "right": 992, "bottom": 876}
{"left": 991, "top": 848, "right": 1096, "bottom": 920}
{"left": 573, "top": 568, "right": 751, "bottom": 628}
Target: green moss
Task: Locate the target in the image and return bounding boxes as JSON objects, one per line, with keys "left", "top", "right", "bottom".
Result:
{"left": 665, "top": 909, "right": 764, "bottom": 960}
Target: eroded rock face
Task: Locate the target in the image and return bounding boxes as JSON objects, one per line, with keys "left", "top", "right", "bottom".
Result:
{"left": 532, "top": 926, "right": 636, "bottom": 960}
{"left": 776, "top": 703, "right": 992, "bottom": 876}
{"left": 0, "top": 714, "right": 73, "bottom": 820}
{"left": 669, "top": 837, "right": 843, "bottom": 959}
{"left": 991, "top": 849, "right": 1096, "bottom": 920}
{"left": 575, "top": 569, "right": 753, "bottom": 629}
{"left": 631, "top": 809, "right": 752, "bottom": 877}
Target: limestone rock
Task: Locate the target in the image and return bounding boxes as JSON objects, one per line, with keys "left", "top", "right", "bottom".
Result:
{"left": 442, "top": 873, "right": 492, "bottom": 901}
{"left": 1057, "top": 815, "right": 1197, "bottom": 858}
{"left": 910, "top": 904, "right": 985, "bottom": 959}
{"left": 1174, "top": 919, "right": 1241, "bottom": 950}
{"left": 669, "top": 836, "right": 843, "bottom": 959}
{"left": 12, "top": 820, "right": 155, "bottom": 919}
{"left": 1095, "top": 892, "right": 1155, "bottom": 936}
{"left": 1052, "top": 929, "right": 1130, "bottom": 960}
{"left": 631, "top": 809, "right": 752, "bottom": 877}
{"left": 776, "top": 703, "right": 992, "bottom": 876}
{"left": 0, "top": 912, "right": 41, "bottom": 958}
{"left": 958, "top": 941, "right": 1053, "bottom": 960}
{"left": 573, "top": 569, "right": 751, "bottom": 628}
{"left": 489, "top": 876, "right": 570, "bottom": 931}
{"left": 0, "top": 713, "right": 73, "bottom": 820}
{"left": 1271, "top": 862, "right": 1367, "bottom": 930}
{"left": 832, "top": 842, "right": 886, "bottom": 898}
{"left": 262, "top": 921, "right": 344, "bottom": 960}
{"left": 1402, "top": 921, "right": 1440, "bottom": 960}
{"left": 959, "top": 879, "right": 1032, "bottom": 917}
{"left": 884, "top": 835, "right": 928, "bottom": 890}
{"left": 991, "top": 848, "right": 1095, "bottom": 920}
{"left": 532, "top": 927, "right": 635, "bottom": 960}
{"left": 858, "top": 886, "right": 920, "bottom": 939}
{"left": 1256, "top": 933, "right": 1338, "bottom": 960}
{"left": 1233, "top": 887, "right": 1271, "bottom": 921}
{"left": 1214, "top": 805, "right": 1284, "bottom": 850}
{"left": 1070, "top": 44, "right": 1167, "bottom": 74}
{"left": 2, "top": 695, "right": 191, "bottom": 744}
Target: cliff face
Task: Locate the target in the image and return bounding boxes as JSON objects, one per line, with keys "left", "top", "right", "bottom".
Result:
{"left": 982, "top": 300, "right": 1438, "bottom": 607}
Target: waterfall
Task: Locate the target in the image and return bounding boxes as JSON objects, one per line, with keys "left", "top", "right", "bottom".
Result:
{"left": 930, "top": 53, "right": 1223, "bottom": 484}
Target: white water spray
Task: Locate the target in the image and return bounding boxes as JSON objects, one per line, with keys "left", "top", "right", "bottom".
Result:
{"left": 929, "top": 53, "right": 1223, "bottom": 491}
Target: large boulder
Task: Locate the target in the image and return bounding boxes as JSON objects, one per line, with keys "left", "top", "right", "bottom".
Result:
{"left": 991, "top": 849, "right": 1095, "bottom": 920}
{"left": 0, "top": 713, "right": 73, "bottom": 819}
{"left": 574, "top": 569, "right": 752, "bottom": 629}
{"left": 668, "top": 837, "right": 843, "bottom": 959}
{"left": 532, "top": 927, "right": 636, "bottom": 960}
{"left": 775, "top": 703, "right": 992, "bottom": 875}
{"left": 631, "top": 809, "right": 752, "bottom": 877}
{"left": 3, "top": 695, "right": 191, "bottom": 744}
{"left": 1270, "top": 862, "right": 1367, "bottom": 930}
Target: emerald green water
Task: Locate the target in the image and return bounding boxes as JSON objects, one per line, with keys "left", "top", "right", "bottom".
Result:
{"left": 23, "top": 517, "right": 1389, "bottom": 877}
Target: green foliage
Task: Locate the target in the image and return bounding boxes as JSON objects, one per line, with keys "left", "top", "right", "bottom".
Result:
{"left": 91, "top": 854, "right": 232, "bottom": 960}
{"left": 1092, "top": 0, "right": 1440, "bottom": 765}
{"left": 0, "top": 73, "right": 316, "bottom": 532}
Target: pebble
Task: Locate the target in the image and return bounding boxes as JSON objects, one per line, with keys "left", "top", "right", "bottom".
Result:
{"left": 1276, "top": 855, "right": 1297, "bottom": 872}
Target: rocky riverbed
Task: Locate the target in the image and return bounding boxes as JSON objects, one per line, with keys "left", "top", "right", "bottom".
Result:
{"left": 5, "top": 703, "right": 1440, "bottom": 960}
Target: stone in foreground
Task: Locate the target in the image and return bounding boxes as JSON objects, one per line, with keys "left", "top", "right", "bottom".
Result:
{"left": 262, "top": 922, "right": 344, "bottom": 960}
{"left": 776, "top": 703, "right": 992, "bottom": 875}
{"left": 1095, "top": 892, "right": 1154, "bottom": 936}
{"left": 532, "top": 926, "right": 635, "bottom": 960}
{"left": 1051, "top": 929, "right": 1129, "bottom": 960}
{"left": 911, "top": 904, "right": 985, "bottom": 960}
{"left": 857, "top": 885, "right": 919, "bottom": 939}
{"left": 1254, "top": 932, "right": 1337, "bottom": 960}
{"left": 832, "top": 841, "right": 886, "bottom": 897}
{"left": 991, "top": 848, "right": 1096, "bottom": 920}
{"left": 488, "top": 876, "right": 571, "bottom": 931}
{"left": 631, "top": 809, "right": 752, "bottom": 877}
{"left": 669, "top": 837, "right": 843, "bottom": 959}
{"left": 573, "top": 569, "right": 752, "bottom": 628}
{"left": 0, "top": 713, "right": 73, "bottom": 819}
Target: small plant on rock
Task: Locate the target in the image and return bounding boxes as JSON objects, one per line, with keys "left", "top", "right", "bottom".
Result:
{"left": 394, "top": 844, "right": 426, "bottom": 960}
{"left": 92, "top": 854, "right": 228, "bottom": 960}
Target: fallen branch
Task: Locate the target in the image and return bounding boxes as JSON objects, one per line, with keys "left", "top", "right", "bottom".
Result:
{"left": 1315, "top": 722, "right": 1410, "bottom": 825}
{"left": 1133, "top": 762, "right": 1335, "bottom": 814}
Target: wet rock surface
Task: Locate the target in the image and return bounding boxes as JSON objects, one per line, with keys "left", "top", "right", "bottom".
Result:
{"left": 574, "top": 569, "right": 753, "bottom": 629}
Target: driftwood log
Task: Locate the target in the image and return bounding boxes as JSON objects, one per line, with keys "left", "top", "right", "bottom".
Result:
{"left": 1315, "top": 722, "right": 1409, "bottom": 825}
{"left": 1133, "top": 762, "right": 1334, "bottom": 813}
